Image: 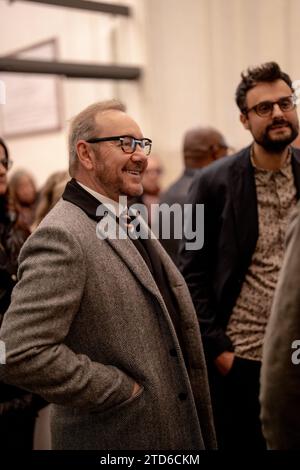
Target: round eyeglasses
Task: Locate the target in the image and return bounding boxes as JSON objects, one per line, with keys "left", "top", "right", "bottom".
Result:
{"left": 86, "top": 135, "right": 152, "bottom": 156}
{"left": 243, "top": 95, "right": 297, "bottom": 118}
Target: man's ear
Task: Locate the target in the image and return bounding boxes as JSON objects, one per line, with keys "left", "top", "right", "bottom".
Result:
{"left": 77, "top": 140, "right": 94, "bottom": 170}
{"left": 240, "top": 113, "right": 250, "bottom": 130}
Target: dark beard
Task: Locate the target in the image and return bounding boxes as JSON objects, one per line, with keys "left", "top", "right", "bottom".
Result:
{"left": 255, "top": 119, "right": 299, "bottom": 153}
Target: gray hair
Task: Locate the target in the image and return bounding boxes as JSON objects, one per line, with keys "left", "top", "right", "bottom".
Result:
{"left": 68, "top": 99, "right": 126, "bottom": 176}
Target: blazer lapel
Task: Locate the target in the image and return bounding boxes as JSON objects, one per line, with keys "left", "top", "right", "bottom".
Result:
{"left": 230, "top": 146, "right": 259, "bottom": 265}
{"left": 291, "top": 147, "right": 300, "bottom": 198}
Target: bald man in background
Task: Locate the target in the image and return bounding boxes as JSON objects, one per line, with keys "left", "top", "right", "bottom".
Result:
{"left": 158, "top": 126, "right": 228, "bottom": 264}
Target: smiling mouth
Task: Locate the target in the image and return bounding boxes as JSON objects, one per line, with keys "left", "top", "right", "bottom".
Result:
{"left": 124, "top": 170, "right": 142, "bottom": 176}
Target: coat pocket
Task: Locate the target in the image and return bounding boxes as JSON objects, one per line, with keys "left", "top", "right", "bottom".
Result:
{"left": 90, "top": 384, "right": 145, "bottom": 416}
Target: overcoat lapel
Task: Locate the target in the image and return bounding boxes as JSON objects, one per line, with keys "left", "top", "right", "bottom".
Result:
{"left": 63, "top": 179, "right": 164, "bottom": 301}
{"left": 62, "top": 179, "right": 201, "bottom": 355}
{"left": 103, "top": 226, "right": 163, "bottom": 300}
{"left": 97, "top": 214, "right": 191, "bottom": 354}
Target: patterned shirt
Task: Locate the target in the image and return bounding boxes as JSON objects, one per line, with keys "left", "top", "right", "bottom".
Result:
{"left": 226, "top": 151, "right": 297, "bottom": 360}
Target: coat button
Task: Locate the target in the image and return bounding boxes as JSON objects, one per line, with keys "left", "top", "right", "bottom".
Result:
{"left": 178, "top": 392, "right": 187, "bottom": 401}
{"left": 169, "top": 348, "right": 177, "bottom": 357}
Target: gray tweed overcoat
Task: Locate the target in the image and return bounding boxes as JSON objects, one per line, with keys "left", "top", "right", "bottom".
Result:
{"left": 0, "top": 189, "right": 216, "bottom": 450}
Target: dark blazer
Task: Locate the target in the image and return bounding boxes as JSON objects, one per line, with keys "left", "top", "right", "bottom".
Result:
{"left": 179, "top": 145, "right": 300, "bottom": 360}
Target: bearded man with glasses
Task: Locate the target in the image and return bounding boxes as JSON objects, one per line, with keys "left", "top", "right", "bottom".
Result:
{"left": 179, "top": 61, "right": 300, "bottom": 449}
{"left": 0, "top": 101, "right": 216, "bottom": 450}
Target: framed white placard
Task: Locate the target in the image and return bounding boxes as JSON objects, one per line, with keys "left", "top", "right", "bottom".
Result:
{"left": 0, "top": 38, "right": 63, "bottom": 138}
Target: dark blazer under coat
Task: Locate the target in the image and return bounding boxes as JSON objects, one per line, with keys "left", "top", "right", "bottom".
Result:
{"left": 159, "top": 168, "right": 201, "bottom": 265}
{"left": 179, "top": 145, "right": 300, "bottom": 360}
{"left": 0, "top": 182, "right": 216, "bottom": 450}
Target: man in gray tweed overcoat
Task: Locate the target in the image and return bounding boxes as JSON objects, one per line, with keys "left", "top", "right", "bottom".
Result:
{"left": 0, "top": 100, "right": 216, "bottom": 450}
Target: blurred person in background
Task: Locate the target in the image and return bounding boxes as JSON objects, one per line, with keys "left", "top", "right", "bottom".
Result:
{"left": 32, "top": 170, "right": 69, "bottom": 231}
{"left": 129, "top": 154, "right": 163, "bottom": 227}
{"left": 9, "top": 169, "right": 38, "bottom": 229}
{"left": 158, "top": 126, "right": 228, "bottom": 264}
{"left": 0, "top": 137, "right": 43, "bottom": 450}
{"left": 142, "top": 154, "right": 162, "bottom": 203}
{"left": 260, "top": 201, "right": 300, "bottom": 449}
{"left": 31, "top": 169, "right": 69, "bottom": 449}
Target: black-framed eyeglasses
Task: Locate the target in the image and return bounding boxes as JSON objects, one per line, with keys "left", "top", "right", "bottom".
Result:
{"left": 86, "top": 135, "right": 152, "bottom": 156}
{"left": 243, "top": 95, "right": 297, "bottom": 117}
{"left": 0, "top": 158, "right": 13, "bottom": 170}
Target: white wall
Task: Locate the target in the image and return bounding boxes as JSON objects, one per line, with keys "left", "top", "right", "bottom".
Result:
{"left": 1, "top": 0, "right": 300, "bottom": 189}
{"left": 0, "top": 0, "right": 147, "bottom": 187}
{"left": 144, "top": 0, "right": 300, "bottom": 186}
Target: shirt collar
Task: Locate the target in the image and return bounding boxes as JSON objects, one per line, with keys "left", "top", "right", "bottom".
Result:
{"left": 250, "top": 145, "right": 292, "bottom": 177}
{"left": 76, "top": 181, "right": 127, "bottom": 217}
